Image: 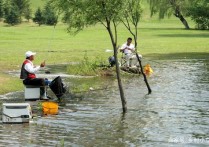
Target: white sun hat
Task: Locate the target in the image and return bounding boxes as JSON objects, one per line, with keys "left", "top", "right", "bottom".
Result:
{"left": 25, "top": 51, "right": 36, "bottom": 58}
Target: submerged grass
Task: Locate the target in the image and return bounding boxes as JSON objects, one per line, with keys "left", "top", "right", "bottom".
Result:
{"left": 66, "top": 51, "right": 112, "bottom": 76}
{"left": 67, "top": 52, "right": 103, "bottom": 76}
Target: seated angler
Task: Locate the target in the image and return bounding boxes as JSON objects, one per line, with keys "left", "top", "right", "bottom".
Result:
{"left": 120, "top": 37, "right": 142, "bottom": 67}
{"left": 20, "top": 51, "right": 49, "bottom": 100}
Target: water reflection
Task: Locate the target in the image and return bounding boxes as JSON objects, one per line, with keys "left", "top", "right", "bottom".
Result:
{"left": 0, "top": 54, "right": 209, "bottom": 146}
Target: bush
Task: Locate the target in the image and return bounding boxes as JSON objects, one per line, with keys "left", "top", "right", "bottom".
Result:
{"left": 33, "top": 7, "right": 44, "bottom": 26}
{"left": 187, "top": 1, "right": 209, "bottom": 30}
{"left": 42, "top": 2, "right": 57, "bottom": 26}
{"left": 4, "top": 5, "right": 21, "bottom": 25}
{"left": 0, "top": 0, "right": 4, "bottom": 19}
{"left": 33, "top": 4, "right": 57, "bottom": 26}
{"left": 66, "top": 56, "right": 99, "bottom": 76}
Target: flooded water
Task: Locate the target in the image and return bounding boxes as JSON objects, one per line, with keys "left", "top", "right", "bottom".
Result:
{"left": 0, "top": 53, "right": 209, "bottom": 146}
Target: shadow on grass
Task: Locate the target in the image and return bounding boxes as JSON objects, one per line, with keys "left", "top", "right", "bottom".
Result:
{"left": 146, "top": 52, "right": 209, "bottom": 60}
{"left": 157, "top": 33, "right": 209, "bottom": 38}
{"left": 139, "top": 28, "right": 185, "bottom": 31}
{"left": 140, "top": 28, "right": 209, "bottom": 38}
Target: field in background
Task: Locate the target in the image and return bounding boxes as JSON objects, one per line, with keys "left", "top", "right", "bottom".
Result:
{"left": 0, "top": 1, "right": 209, "bottom": 94}
{"left": 30, "top": 0, "right": 47, "bottom": 11}
{"left": 1, "top": 18, "right": 208, "bottom": 68}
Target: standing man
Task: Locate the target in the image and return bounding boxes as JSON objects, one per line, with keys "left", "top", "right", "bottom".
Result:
{"left": 20, "top": 51, "right": 48, "bottom": 100}
{"left": 120, "top": 37, "right": 142, "bottom": 67}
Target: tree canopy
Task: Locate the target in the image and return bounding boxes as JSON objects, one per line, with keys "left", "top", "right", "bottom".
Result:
{"left": 147, "top": 0, "right": 191, "bottom": 29}
{"left": 0, "top": 0, "right": 3, "bottom": 19}
{"left": 51, "top": 0, "right": 129, "bottom": 112}
{"left": 187, "top": 0, "right": 209, "bottom": 30}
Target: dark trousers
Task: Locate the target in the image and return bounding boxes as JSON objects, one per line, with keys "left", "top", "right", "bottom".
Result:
{"left": 23, "top": 78, "right": 45, "bottom": 96}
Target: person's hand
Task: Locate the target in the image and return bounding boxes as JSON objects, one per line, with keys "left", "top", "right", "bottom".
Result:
{"left": 120, "top": 48, "right": 124, "bottom": 52}
{"left": 40, "top": 60, "right": 45, "bottom": 67}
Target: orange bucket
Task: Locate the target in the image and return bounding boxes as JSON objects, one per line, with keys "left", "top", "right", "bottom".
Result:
{"left": 42, "top": 102, "right": 58, "bottom": 115}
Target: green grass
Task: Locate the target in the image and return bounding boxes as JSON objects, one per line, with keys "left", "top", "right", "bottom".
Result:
{"left": 30, "top": 0, "right": 48, "bottom": 12}
{"left": 0, "top": 17, "right": 209, "bottom": 94}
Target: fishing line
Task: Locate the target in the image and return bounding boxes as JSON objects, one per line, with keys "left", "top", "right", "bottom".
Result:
{"left": 142, "top": 57, "right": 178, "bottom": 69}
{"left": 43, "top": 9, "right": 61, "bottom": 74}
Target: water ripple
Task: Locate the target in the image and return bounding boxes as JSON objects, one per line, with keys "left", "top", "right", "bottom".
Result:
{"left": 0, "top": 57, "right": 209, "bottom": 146}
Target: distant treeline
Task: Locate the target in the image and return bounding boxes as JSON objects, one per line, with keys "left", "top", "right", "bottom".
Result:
{"left": 0, "top": 0, "right": 208, "bottom": 30}
{"left": 0, "top": 0, "right": 57, "bottom": 26}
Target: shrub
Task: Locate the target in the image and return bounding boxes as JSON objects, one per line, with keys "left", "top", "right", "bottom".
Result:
{"left": 4, "top": 5, "right": 21, "bottom": 25}
{"left": 187, "top": 1, "right": 209, "bottom": 30}
{"left": 33, "top": 7, "right": 44, "bottom": 26}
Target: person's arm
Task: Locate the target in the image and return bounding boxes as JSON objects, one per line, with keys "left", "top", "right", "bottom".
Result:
{"left": 120, "top": 44, "right": 126, "bottom": 52}
{"left": 24, "top": 61, "right": 45, "bottom": 73}
{"left": 128, "top": 44, "right": 135, "bottom": 52}
{"left": 24, "top": 63, "right": 40, "bottom": 73}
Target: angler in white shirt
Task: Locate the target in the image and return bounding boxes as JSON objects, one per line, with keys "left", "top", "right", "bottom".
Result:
{"left": 20, "top": 51, "right": 49, "bottom": 100}
{"left": 120, "top": 37, "right": 142, "bottom": 67}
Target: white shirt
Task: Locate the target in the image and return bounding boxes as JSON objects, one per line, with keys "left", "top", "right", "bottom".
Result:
{"left": 121, "top": 43, "right": 135, "bottom": 54}
{"left": 24, "top": 59, "right": 41, "bottom": 73}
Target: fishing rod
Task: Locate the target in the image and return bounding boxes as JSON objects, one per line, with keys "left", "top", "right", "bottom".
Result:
{"left": 143, "top": 57, "right": 178, "bottom": 69}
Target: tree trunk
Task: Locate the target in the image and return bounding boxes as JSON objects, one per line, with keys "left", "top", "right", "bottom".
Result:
{"left": 178, "top": 14, "right": 190, "bottom": 29}
{"left": 173, "top": 6, "right": 190, "bottom": 29}
{"left": 106, "top": 22, "right": 127, "bottom": 113}
{"left": 114, "top": 45, "right": 127, "bottom": 113}
{"left": 136, "top": 53, "right": 152, "bottom": 94}
{"left": 133, "top": 26, "right": 152, "bottom": 95}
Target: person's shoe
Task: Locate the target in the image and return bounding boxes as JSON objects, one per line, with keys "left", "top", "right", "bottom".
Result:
{"left": 40, "top": 96, "right": 49, "bottom": 100}
{"left": 47, "top": 95, "right": 53, "bottom": 99}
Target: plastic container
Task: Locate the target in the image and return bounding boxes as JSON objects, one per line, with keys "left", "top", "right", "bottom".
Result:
{"left": 2, "top": 103, "right": 32, "bottom": 123}
{"left": 42, "top": 102, "right": 58, "bottom": 115}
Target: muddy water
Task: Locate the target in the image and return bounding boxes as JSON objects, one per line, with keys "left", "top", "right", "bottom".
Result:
{"left": 0, "top": 54, "right": 209, "bottom": 146}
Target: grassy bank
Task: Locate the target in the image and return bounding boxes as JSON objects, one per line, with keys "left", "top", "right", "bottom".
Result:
{"left": 0, "top": 18, "right": 209, "bottom": 94}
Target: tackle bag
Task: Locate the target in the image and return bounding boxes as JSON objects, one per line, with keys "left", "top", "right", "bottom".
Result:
{"left": 49, "top": 76, "right": 66, "bottom": 98}
{"left": 108, "top": 56, "right": 115, "bottom": 67}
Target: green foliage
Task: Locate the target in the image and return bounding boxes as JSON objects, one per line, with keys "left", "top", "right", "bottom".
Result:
{"left": 147, "top": 0, "right": 190, "bottom": 18}
{"left": 187, "top": 0, "right": 209, "bottom": 30}
{"left": 0, "top": 0, "right": 3, "bottom": 19}
{"left": 147, "top": 0, "right": 191, "bottom": 29}
{"left": 60, "top": 138, "right": 64, "bottom": 147}
{"left": 33, "top": 7, "right": 44, "bottom": 26}
{"left": 2, "top": 0, "right": 31, "bottom": 24}
{"left": 2, "top": 0, "right": 10, "bottom": 17}
{"left": 51, "top": 0, "right": 124, "bottom": 34}
{"left": 121, "top": 0, "right": 143, "bottom": 49}
{"left": 66, "top": 52, "right": 103, "bottom": 76}
{"left": 126, "top": 0, "right": 143, "bottom": 25}
{"left": 33, "top": 2, "right": 57, "bottom": 26}
{"left": 12, "top": 0, "right": 30, "bottom": 17}
{"left": 42, "top": 2, "right": 57, "bottom": 26}
{"left": 24, "top": 5, "right": 32, "bottom": 21}
{"left": 4, "top": 4, "right": 21, "bottom": 25}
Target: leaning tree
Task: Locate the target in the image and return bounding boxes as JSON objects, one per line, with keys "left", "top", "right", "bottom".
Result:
{"left": 51, "top": 0, "right": 128, "bottom": 113}
{"left": 147, "top": 0, "right": 192, "bottom": 29}
{"left": 121, "top": 0, "right": 152, "bottom": 94}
